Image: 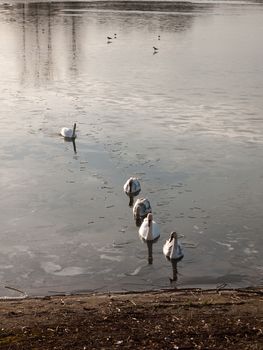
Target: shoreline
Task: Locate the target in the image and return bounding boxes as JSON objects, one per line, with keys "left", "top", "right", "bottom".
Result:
{"left": 0, "top": 285, "right": 262, "bottom": 300}
{"left": 1, "top": 287, "right": 262, "bottom": 349}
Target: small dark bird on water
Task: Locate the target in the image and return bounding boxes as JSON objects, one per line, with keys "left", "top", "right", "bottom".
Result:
{"left": 107, "top": 36, "right": 112, "bottom": 40}
{"left": 153, "top": 46, "right": 159, "bottom": 54}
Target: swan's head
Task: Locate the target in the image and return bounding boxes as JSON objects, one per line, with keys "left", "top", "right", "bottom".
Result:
{"left": 171, "top": 231, "right": 177, "bottom": 239}
{"left": 169, "top": 231, "right": 177, "bottom": 242}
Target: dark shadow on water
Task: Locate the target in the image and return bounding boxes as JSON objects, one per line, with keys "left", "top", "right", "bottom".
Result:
{"left": 144, "top": 237, "right": 159, "bottom": 265}
{"left": 170, "top": 259, "right": 179, "bottom": 282}
{"left": 63, "top": 137, "right": 77, "bottom": 154}
{"left": 72, "top": 138, "right": 77, "bottom": 154}
{"left": 165, "top": 256, "right": 183, "bottom": 283}
{"left": 8, "top": 2, "right": 81, "bottom": 85}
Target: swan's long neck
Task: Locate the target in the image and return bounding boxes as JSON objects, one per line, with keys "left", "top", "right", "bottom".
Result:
{"left": 135, "top": 205, "right": 141, "bottom": 226}
{"left": 147, "top": 218, "right": 153, "bottom": 240}
{"left": 72, "top": 123, "right": 76, "bottom": 138}
{"left": 128, "top": 179, "right": 133, "bottom": 193}
{"left": 170, "top": 237, "right": 178, "bottom": 259}
{"left": 136, "top": 205, "right": 140, "bottom": 217}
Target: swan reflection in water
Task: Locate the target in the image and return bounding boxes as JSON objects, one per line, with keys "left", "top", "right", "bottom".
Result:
{"left": 60, "top": 123, "right": 77, "bottom": 154}
{"left": 138, "top": 213, "right": 160, "bottom": 264}
{"left": 163, "top": 231, "right": 184, "bottom": 282}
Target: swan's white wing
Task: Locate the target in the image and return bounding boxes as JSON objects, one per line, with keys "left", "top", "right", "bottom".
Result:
{"left": 133, "top": 198, "right": 151, "bottom": 217}
{"left": 139, "top": 219, "right": 160, "bottom": 240}
{"left": 151, "top": 221, "right": 160, "bottom": 239}
{"left": 123, "top": 178, "right": 141, "bottom": 194}
{"left": 131, "top": 179, "right": 141, "bottom": 193}
{"left": 138, "top": 220, "right": 149, "bottom": 240}
{"left": 175, "top": 242, "right": 184, "bottom": 260}
{"left": 163, "top": 239, "right": 184, "bottom": 260}
{"left": 163, "top": 239, "right": 173, "bottom": 258}
{"left": 123, "top": 179, "right": 130, "bottom": 193}
{"left": 60, "top": 127, "right": 73, "bottom": 138}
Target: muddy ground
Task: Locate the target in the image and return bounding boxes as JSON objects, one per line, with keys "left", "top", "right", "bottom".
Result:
{"left": 0, "top": 288, "right": 262, "bottom": 349}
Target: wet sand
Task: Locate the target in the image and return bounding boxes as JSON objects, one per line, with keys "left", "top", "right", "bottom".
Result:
{"left": 0, "top": 287, "right": 262, "bottom": 349}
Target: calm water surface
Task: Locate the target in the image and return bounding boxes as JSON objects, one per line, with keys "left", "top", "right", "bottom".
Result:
{"left": 0, "top": 0, "right": 262, "bottom": 297}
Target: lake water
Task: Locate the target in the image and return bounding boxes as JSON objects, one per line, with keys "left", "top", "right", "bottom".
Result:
{"left": 0, "top": 0, "right": 262, "bottom": 297}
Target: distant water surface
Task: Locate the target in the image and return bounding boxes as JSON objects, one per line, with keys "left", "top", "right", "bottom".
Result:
{"left": 0, "top": 0, "right": 262, "bottom": 297}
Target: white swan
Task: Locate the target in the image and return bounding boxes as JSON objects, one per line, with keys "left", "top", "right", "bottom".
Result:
{"left": 163, "top": 231, "right": 184, "bottom": 262}
{"left": 133, "top": 198, "right": 152, "bottom": 227}
{"left": 139, "top": 213, "right": 160, "bottom": 242}
{"left": 60, "top": 123, "right": 77, "bottom": 140}
{"left": 123, "top": 177, "right": 141, "bottom": 207}
{"left": 138, "top": 213, "right": 160, "bottom": 264}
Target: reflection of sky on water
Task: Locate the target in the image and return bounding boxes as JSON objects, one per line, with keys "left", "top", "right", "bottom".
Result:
{"left": 1, "top": 2, "right": 197, "bottom": 85}
{"left": 0, "top": 1, "right": 263, "bottom": 296}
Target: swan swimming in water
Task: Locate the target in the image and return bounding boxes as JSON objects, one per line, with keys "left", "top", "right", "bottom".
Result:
{"left": 139, "top": 213, "right": 160, "bottom": 241}
{"left": 123, "top": 177, "right": 141, "bottom": 207}
{"left": 133, "top": 198, "right": 152, "bottom": 227}
{"left": 163, "top": 231, "right": 184, "bottom": 261}
{"left": 138, "top": 213, "right": 160, "bottom": 264}
{"left": 163, "top": 231, "right": 184, "bottom": 282}
{"left": 60, "top": 123, "right": 77, "bottom": 140}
